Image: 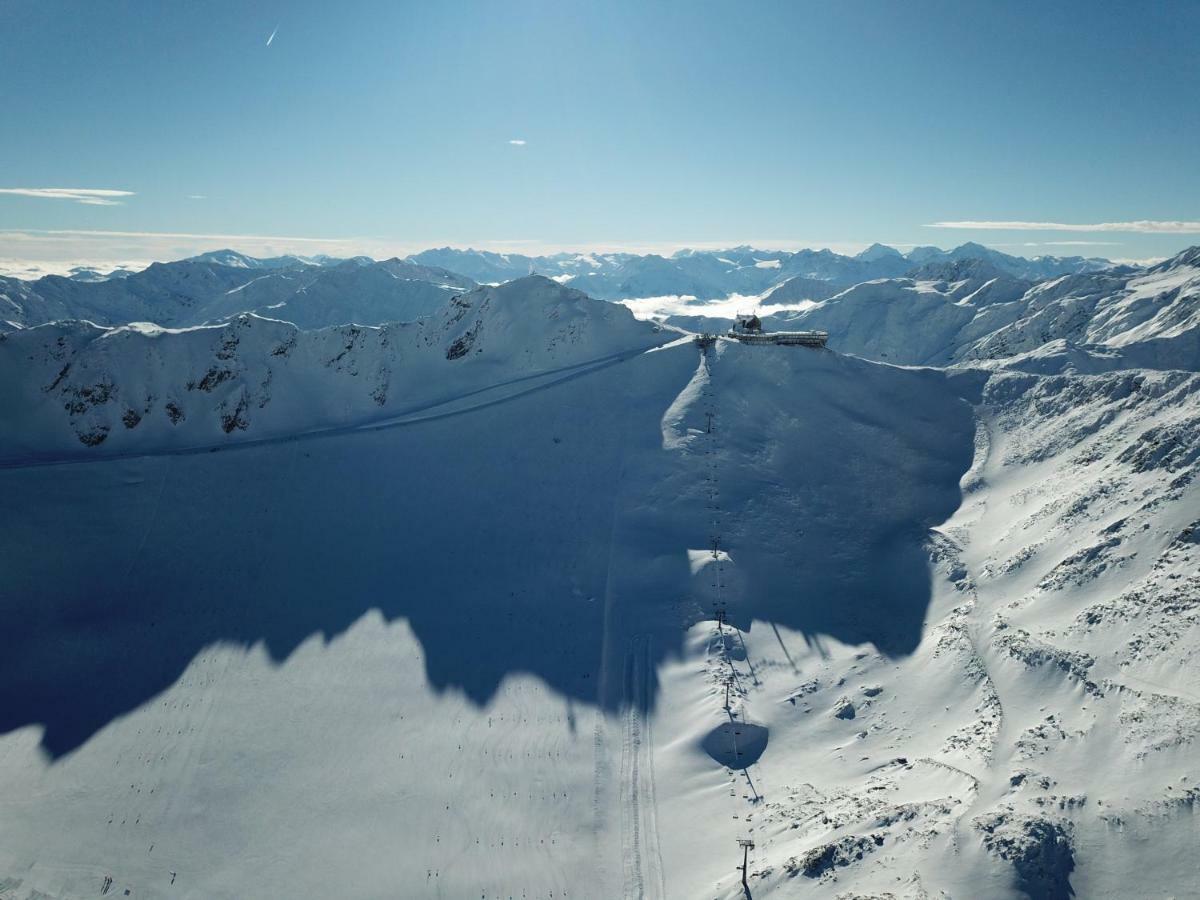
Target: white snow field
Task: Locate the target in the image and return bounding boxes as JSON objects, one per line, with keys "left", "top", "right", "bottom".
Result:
{"left": 2, "top": 276, "right": 1199, "bottom": 899}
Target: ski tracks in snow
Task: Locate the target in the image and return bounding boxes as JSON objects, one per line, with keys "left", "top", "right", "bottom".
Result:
{"left": 619, "top": 635, "right": 665, "bottom": 900}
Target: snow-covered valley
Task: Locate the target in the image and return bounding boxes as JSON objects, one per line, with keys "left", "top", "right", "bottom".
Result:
{"left": 2, "top": 265, "right": 1199, "bottom": 899}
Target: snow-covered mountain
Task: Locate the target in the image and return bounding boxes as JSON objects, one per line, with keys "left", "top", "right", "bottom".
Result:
{"left": 3, "top": 259, "right": 1199, "bottom": 898}
{"left": 757, "top": 270, "right": 1036, "bottom": 367}
{"left": 906, "top": 242, "right": 1113, "bottom": 282}
{"left": 962, "top": 250, "right": 1200, "bottom": 372}
{"left": 407, "top": 243, "right": 1115, "bottom": 301}
{"left": 762, "top": 274, "right": 861, "bottom": 305}
{"left": 186, "top": 249, "right": 353, "bottom": 270}
{"left": 0, "top": 276, "right": 660, "bottom": 461}
{"left": 856, "top": 241, "right": 907, "bottom": 263}
{"left": 1, "top": 244, "right": 1122, "bottom": 331}
{"left": 405, "top": 246, "right": 551, "bottom": 282}
{"left": 0, "top": 255, "right": 476, "bottom": 331}
{"left": 63, "top": 264, "right": 139, "bottom": 282}
{"left": 759, "top": 246, "right": 1200, "bottom": 372}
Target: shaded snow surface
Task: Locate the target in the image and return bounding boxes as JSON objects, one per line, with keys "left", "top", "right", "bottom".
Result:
{"left": 2, "top": 275, "right": 1199, "bottom": 898}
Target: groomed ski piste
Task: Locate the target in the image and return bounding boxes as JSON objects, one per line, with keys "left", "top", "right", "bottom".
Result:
{"left": 2, "top": 276, "right": 1199, "bottom": 898}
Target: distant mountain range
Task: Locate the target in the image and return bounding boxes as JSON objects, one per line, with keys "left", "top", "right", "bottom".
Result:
{"left": 0, "top": 256, "right": 476, "bottom": 330}
{"left": 0, "top": 242, "right": 1119, "bottom": 332}
{"left": 408, "top": 242, "right": 1114, "bottom": 300}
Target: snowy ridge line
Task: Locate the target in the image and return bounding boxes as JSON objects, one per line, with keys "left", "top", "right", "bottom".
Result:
{"left": 0, "top": 255, "right": 479, "bottom": 330}
{"left": 0, "top": 342, "right": 664, "bottom": 470}
{"left": 1, "top": 275, "right": 668, "bottom": 463}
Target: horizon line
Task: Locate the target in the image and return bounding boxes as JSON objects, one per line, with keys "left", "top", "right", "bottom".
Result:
{"left": 0, "top": 227, "right": 1154, "bottom": 265}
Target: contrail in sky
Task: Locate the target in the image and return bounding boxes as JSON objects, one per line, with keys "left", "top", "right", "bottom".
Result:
{"left": 266, "top": 25, "right": 278, "bottom": 46}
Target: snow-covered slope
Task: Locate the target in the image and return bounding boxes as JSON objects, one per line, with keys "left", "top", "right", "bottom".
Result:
{"left": 962, "top": 249, "right": 1200, "bottom": 372}
{"left": 765, "top": 247, "right": 1200, "bottom": 373}
{"left": 0, "top": 325, "right": 982, "bottom": 899}
{"left": 697, "top": 365, "right": 1200, "bottom": 899}
{"left": 764, "top": 270, "right": 1033, "bottom": 367}
{"left": 3, "top": 269, "right": 1199, "bottom": 898}
{"left": 0, "top": 276, "right": 662, "bottom": 462}
{"left": 192, "top": 258, "right": 478, "bottom": 329}
{"left": 761, "top": 275, "right": 842, "bottom": 305}
{"left": 0, "top": 257, "right": 476, "bottom": 331}
{"left": 906, "top": 242, "right": 1113, "bottom": 282}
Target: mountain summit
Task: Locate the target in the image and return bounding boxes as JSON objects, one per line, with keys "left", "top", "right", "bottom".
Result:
{"left": 855, "top": 242, "right": 905, "bottom": 262}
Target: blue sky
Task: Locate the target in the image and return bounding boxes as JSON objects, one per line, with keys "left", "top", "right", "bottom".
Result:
{"left": 2, "top": 0, "right": 1198, "bottom": 266}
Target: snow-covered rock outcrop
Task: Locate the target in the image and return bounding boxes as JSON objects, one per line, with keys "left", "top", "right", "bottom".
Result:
{"left": 0, "top": 276, "right": 666, "bottom": 462}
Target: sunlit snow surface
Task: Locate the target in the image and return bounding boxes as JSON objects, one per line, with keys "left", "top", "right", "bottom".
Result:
{"left": 2, "top": 276, "right": 1199, "bottom": 898}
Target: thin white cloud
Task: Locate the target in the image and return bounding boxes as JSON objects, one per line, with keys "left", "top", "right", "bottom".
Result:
{"left": 508, "top": 139, "right": 527, "bottom": 146}
{"left": 620, "top": 293, "right": 819, "bottom": 323}
{"left": 983, "top": 241, "right": 1123, "bottom": 249}
{"left": 1, "top": 228, "right": 354, "bottom": 244}
{"left": 926, "top": 220, "right": 1200, "bottom": 234}
{"left": 0, "top": 231, "right": 998, "bottom": 261}
{"left": 0, "top": 258, "right": 153, "bottom": 279}
{"left": 187, "top": 195, "right": 207, "bottom": 200}
{"left": 0, "top": 188, "right": 134, "bottom": 206}
{"left": 267, "top": 25, "right": 278, "bottom": 46}
{"left": 1110, "top": 257, "right": 1169, "bottom": 267}
{"left": 0, "top": 228, "right": 359, "bottom": 279}
{"left": 1025, "top": 240, "right": 1122, "bottom": 247}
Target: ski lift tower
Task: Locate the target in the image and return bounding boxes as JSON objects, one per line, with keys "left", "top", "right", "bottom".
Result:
{"left": 737, "top": 838, "right": 755, "bottom": 895}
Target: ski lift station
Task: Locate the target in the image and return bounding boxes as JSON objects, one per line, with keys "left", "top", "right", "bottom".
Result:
{"left": 695, "top": 314, "right": 828, "bottom": 348}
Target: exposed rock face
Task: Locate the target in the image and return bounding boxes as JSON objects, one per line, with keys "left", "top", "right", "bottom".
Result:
{"left": 974, "top": 812, "right": 1075, "bottom": 900}
{"left": 789, "top": 834, "right": 885, "bottom": 879}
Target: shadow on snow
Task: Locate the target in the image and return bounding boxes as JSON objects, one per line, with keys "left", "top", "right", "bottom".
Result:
{"left": 0, "top": 345, "right": 978, "bottom": 758}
